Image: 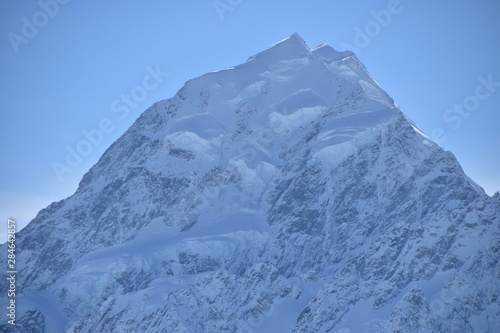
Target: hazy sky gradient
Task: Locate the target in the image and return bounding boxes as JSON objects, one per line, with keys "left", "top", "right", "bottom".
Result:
{"left": 1, "top": 0, "right": 499, "bottom": 240}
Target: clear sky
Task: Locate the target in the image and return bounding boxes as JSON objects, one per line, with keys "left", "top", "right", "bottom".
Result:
{"left": 1, "top": 0, "right": 499, "bottom": 240}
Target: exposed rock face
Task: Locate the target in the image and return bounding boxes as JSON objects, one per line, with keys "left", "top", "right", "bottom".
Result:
{"left": 1, "top": 33, "right": 498, "bottom": 332}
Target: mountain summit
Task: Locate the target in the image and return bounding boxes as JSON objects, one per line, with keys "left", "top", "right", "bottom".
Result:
{"left": 2, "top": 34, "right": 499, "bottom": 332}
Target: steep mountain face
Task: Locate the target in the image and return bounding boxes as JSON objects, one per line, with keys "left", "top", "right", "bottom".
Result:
{"left": 2, "top": 33, "right": 499, "bottom": 332}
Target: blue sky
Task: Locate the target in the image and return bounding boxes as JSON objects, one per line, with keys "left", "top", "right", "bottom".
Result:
{"left": 1, "top": 0, "right": 499, "bottom": 238}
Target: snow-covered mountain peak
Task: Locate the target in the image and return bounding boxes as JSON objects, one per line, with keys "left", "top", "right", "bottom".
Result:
{"left": 278, "top": 32, "right": 308, "bottom": 48}
{"left": 173, "top": 34, "right": 395, "bottom": 134}
{"left": 2, "top": 34, "right": 499, "bottom": 333}
{"left": 245, "top": 32, "right": 311, "bottom": 63}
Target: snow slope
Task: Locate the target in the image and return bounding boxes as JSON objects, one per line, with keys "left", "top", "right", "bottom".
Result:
{"left": 1, "top": 33, "right": 499, "bottom": 332}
